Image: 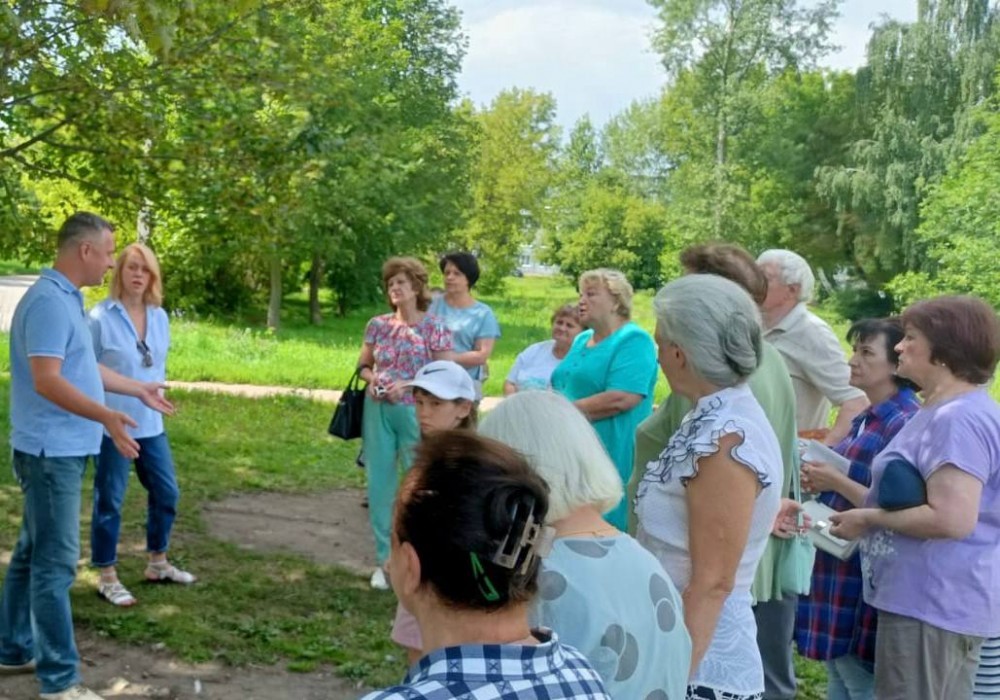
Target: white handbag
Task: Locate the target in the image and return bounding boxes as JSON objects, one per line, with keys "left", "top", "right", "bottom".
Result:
{"left": 802, "top": 499, "right": 860, "bottom": 561}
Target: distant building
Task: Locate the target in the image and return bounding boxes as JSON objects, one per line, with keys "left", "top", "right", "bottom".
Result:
{"left": 517, "top": 242, "right": 559, "bottom": 276}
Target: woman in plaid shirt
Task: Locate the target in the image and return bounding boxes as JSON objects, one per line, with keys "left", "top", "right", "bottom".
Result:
{"left": 362, "top": 431, "right": 610, "bottom": 700}
{"left": 796, "top": 317, "right": 920, "bottom": 700}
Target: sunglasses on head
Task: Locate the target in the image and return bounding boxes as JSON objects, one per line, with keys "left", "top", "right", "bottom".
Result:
{"left": 136, "top": 340, "right": 153, "bottom": 368}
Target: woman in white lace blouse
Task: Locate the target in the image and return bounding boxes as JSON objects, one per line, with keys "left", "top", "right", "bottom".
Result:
{"left": 635, "top": 274, "right": 783, "bottom": 700}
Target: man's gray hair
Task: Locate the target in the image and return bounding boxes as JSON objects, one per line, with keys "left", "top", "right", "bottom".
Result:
{"left": 653, "top": 274, "right": 762, "bottom": 387}
{"left": 479, "top": 391, "right": 622, "bottom": 523}
{"left": 757, "top": 249, "right": 815, "bottom": 303}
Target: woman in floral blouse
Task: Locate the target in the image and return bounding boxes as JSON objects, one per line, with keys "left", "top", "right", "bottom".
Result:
{"left": 355, "top": 257, "right": 451, "bottom": 590}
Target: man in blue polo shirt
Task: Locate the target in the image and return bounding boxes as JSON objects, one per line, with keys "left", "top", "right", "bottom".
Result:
{"left": 0, "top": 212, "right": 173, "bottom": 700}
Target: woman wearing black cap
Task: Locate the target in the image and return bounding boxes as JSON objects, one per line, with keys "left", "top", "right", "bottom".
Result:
{"left": 428, "top": 252, "right": 500, "bottom": 399}
{"left": 360, "top": 431, "right": 610, "bottom": 700}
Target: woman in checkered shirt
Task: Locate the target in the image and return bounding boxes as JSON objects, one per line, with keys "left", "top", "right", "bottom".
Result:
{"left": 361, "top": 431, "right": 611, "bottom": 700}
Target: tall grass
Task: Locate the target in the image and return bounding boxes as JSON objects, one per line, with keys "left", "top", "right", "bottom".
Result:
{"left": 4, "top": 275, "right": 1000, "bottom": 404}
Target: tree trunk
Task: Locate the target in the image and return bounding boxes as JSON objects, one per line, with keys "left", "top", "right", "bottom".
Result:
{"left": 308, "top": 253, "right": 323, "bottom": 325}
{"left": 713, "top": 111, "right": 727, "bottom": 238}
{"left": 267, "top": 253, "right": 282, "bottom": 330}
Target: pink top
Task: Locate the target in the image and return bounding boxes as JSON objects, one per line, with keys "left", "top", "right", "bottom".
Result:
{"left": 364, "top": 313, "right": 452, "bottom": 405}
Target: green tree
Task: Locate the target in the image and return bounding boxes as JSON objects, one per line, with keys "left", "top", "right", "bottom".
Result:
{"left": 548, "top": 181, "right": 669, "bottom": 290}
{"left": 647, "top": 0, "right": 838, "bottom": 237}
{"left": 817, "top": 0, "right": 1000, "bottom": 284}
{"left": 887, "top": 93, "right": 1000, "bottom": 306}
{"left": 454, "top": 89, "right": 560, "bottom": 292}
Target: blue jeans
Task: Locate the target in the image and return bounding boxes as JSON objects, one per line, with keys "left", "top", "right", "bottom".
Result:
{"left": 827, "top": 654, "right": 875, "bottom": 700}
{"left": 91, "top": 433, "right": 179, "bottom": 567}
{"left": 0, "top": 451, "right": 87, "bottom": 693}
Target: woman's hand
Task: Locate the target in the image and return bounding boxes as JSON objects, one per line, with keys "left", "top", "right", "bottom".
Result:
{"left": 384, "top": 381, "right": 407, "bottom": 403}
{"left": 801, "top": 460, "right": 845, "bottom": 494}
{"left": 771, "top": 498, "right": 811, "bottom": 539}
{"left": 828, "top": 508, "right": 876, "bottom": 540}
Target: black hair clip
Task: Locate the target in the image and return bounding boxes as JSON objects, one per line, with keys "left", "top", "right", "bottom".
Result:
{"left": 489, "top": 498, "right": 555, "bottom": 574}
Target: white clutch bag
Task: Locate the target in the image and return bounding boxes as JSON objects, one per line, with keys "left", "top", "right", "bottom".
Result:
{"left": 802, "top": 499, "right": 860, "bottom": 561}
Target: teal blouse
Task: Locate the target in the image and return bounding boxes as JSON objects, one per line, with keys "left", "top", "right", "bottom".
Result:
{"left": 551, "top": 322, "right": 658, "bottom": 529}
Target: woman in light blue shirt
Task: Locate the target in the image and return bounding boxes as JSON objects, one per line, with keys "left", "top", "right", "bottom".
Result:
{"left": 480, "top": 391, "right": 691, "bottom": 699}
{"left": 428, "top": 252, "right": 500, "bottom": 397}
{"left": 88, "top": 243, "right": 194, "bottom": 607}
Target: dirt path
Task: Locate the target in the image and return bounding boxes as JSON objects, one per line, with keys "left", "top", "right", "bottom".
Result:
{"left": 202, "top": 489, "right": 377, "bottom": 574}
{"left": 4, "top": 373, "right": 498, "bottom": 699}
{"left": 2, "top": 382, "right": 390, "bottom": 700}
{"left": 0, "top": 628, "right": 364, "bottom": 700}
{"left": 1, "top": 492, "right": 375, "bottom": 700}
{"left": 0, "top": 274, "right": 37, "bottom": 333}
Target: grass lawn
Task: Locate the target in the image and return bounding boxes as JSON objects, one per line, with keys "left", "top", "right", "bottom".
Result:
{"left": 0, "top": 375, "right": 831, "bottom": 696}
{"left": 0, "top": 261, "right": 39, "bottom": 276}
{"left": 162, "top": 276, "right": 598, "bottom": 398}
{"left": 0, "top": 273, "right": 911, "bottom": 696}
{"left": 1, "top": 273, "right": 998, "bottom": 402}
{"left": 0, "top": 380, "right": 405, "bottom": 687}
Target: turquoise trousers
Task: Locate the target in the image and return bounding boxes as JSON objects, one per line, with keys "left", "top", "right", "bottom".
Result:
{"left": 362, "top": 395, "right": 419, "bottom": 564}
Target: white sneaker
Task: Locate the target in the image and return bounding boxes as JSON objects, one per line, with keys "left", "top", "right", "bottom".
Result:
{"left": 0, "top": 658, "right": 35, "bottom": 674}
{"left": 40, "top": 685, "right": 106, "bottom": 700}
{"left": 369, "top": 567, "right": 389, "bottom": 591}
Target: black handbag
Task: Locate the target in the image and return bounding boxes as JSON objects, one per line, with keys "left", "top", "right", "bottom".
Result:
{"left": 328, "top": 369, "right": 365, "bottom": 440}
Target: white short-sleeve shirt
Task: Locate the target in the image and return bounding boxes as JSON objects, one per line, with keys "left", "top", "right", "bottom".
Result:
{"left": 635, "top": 383, "right": 782, "bottom": 696}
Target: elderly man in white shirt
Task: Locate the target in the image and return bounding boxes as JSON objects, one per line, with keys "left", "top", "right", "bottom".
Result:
{"left": 754, "top": 248, "right": 869, "bottom": 700}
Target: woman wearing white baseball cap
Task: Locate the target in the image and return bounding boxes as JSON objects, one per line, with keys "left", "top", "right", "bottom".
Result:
{"left": 407, "top": 360, "right": 477, "bottom": 431}
{"left": 390, "top": 360, "right": 477, "bottom": 662}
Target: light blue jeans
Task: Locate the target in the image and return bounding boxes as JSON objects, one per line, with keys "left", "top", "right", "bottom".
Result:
{"left": 0, "top": 451, "right": 87, "bottom": 694}
{"left": 827, "top": 654, "right": 875, "bottom": 700}
{"left": 91, "top": 433, "right": 179, "bottom": 567}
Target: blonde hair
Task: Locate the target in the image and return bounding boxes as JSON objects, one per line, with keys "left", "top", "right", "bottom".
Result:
{"left": 479, "top": 391, "right": 623, "bottom": 522}
{"left": 110, "top": 243, "right": 163, "bottom": 307}
{"left": 579, "top": 268, "right": 633, "bottom": 319}
{"left": 382, "top": 257, "right": 432, "bottom": 311}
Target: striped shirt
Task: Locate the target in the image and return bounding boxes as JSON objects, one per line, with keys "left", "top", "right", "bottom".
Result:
{"left": 360, "top": 630, "right": 610, "bottom": 700}
{"left": 795, "top": 388, "right": 920, "bottom": 662}
{"left": 975, "top": 637, "right": 1000, "bottom": 700}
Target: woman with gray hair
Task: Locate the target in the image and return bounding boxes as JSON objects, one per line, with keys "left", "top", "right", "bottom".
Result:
{"left": 551, "top": 268, "right": 658, "bottom": 530}
{"left": 480, "top": 390, "right": 691, "bottom": 700}
{"left": 635, "top": 274, "right": 782, "bottom": 700}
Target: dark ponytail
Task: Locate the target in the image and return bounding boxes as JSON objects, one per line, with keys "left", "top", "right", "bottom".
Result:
{"left": 396, "top": 431, "right": 551, "bottom": 610}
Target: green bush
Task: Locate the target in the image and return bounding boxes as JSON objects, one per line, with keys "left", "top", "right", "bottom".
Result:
{"left": 824, "top": 285, "right": 895, "bottom": 320}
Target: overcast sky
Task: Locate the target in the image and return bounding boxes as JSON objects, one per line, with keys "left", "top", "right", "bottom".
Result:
{"left": 450, "top": 0, "right": 918, "bottom": 129}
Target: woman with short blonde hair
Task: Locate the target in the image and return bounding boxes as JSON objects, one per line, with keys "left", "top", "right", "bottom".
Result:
{"left": 551, "top": 269, "right": 657, "bottom": 529}
{"left": 480, "top": 391, "right": 692, "bottom": 699}
{"left": 503, "top": 303, "right": 582, "bottom": 395}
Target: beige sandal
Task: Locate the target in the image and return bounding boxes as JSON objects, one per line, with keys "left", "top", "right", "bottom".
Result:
{"left": 97, "top": 579, "right": 137, "bottom": 607}
{"left": 145, "top": 562, "right": 196, "bottom": 585}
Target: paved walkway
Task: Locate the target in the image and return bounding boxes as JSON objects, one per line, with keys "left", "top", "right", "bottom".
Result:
{"left": 169, "top": 380, "right": 504, "bottom": 411}
{"left": 0, "top": 274, "right": 37, "bottom": 332}
{"left": 0, "top": 275, "right": 505, "bottom": 410}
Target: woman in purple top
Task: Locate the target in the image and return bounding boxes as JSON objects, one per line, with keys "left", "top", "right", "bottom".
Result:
{"left": 831, "top": 296, "right": 1000, "bottom": 700}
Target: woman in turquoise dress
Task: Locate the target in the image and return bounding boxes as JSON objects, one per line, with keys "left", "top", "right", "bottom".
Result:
{"left": 551, "top": 268, "right": 657, "bottom": 529}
